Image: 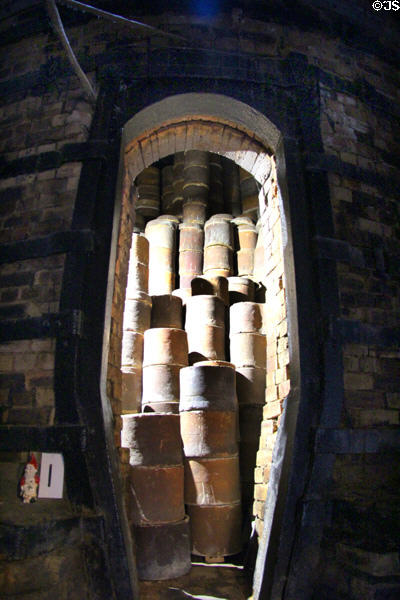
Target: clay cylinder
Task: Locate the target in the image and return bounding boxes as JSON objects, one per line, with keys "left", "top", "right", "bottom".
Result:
{"left": 123, "top": 293, "right": 152, "bottom": 333}
{"left": 142, "top": 364, "right": 181, "bottom": 412}
{"left": 236, "top": 366, "right": 266, "bottom": 405}
{"left": 204, "top": 276, "right": 229, "bottom": 306}
{"left": 222, "top": 157, "right": 241, "bottom": 216}
{"left": 208, "top": 154, "right": 224, "bottom": 213}
{"left": 233, "top": 216, "right": 258, "bottom": 248}
{"left": 204, "top": 215, "right": 233, "bottom": 249}
{"left": 130, "top": 232, "right": 149, "bottom": 264}
{"left": 172, "top": 288, "right": 192, "bottom": 304}
{"left": 142, "top": 401, "right": 179, "bottom": 414}
{"left": 137, "top": 166, "right": 159, "bottom": 186}
{"left": 182, "top": 199, "right": 207, "bottom": 225}
{"left": 179, "top": 222, "right": 204, "bottom": 251}
{"left": 127, "top": 464, "right": 184, "bottom": 525}
{"left": 126, "top": 262, "right": 149, "bottom": 296}
{"left": 190, "top": 276, "right": 214, "bottom": 296}
{"left": 230, "top": 302, "right": 264, "bottom": 334}
{"left": 185, "top": 295, "right": 225, "bottom": 328}
{"left": 143, "top": 328, "right": 188, "bottom": 367}
{"left": 150, "top": 245, "right": 175, "bottom": 270}
{"left": 185, "top": 295, "right": 226, "bottom": 363}
{"left": 179, "top": 271, "right": 202, "bottom": 291}
{"left": 121, "top": 367, "right": 142, "bottom": 414}
{"left": 184, "top": 456, "right": 240, "bottom": 505}
{"left": 161, "top": 165, "right": 174, "bottom": 212}
{"left": 237, "top": 250, "right": 255, "bottom": 277}
{"left": 180, "top": 364, "right": 237, "bottom": 412}
{"left": 151, "top": 294, "right": 182, "bottom": 329}
{"left": 150, "top": 269, "right": 175, "bottom": 296}
{"left": 146, "top": 219, "right": 177, "bottom": 295}
{"left": 133, "top": 517, "right": 191, "bottom": 580}
{"left": 240, "top": 168, "right": 259, "bottom": 218}
{"left": 121, "top": 331, "right": 144, "bottom": 368}
{"left": 203, "top": 245, "right": 233, "bottom": 277}
{"left": 179, "top": 250, "right": 203, "bottom": 286}
{"left": 183, "top": 150, "right": 209, "bottom": 199}
{"left": 145, "top": 218, "right": 176, "bottom": 250}
{"left": 191, "top": 276, "right": 229, "bottom": 306}
{"left": 195, "top": 360, "right": 235, "bottom": 368}
{"left": 233, "top": 217, "right": 257, "bottom": 277}
{"left": 186, "top": 324, "right": 225, "bottom": 364}
{"left": 180, "top": 410, "right": 238, "bottom": 458}
{"left": 126, "top": 234, "right": 149, "bottom": 295}
{"left": 230, "top": 332, "right": 266, "bottom": 368}
{"left": 136, "top": 166, "right": 160, "bottom": 218}
{"left": 171, "top": 152, "right": 184, "bottom": 215}
{"left": 156, "top": 214, "right": 180, "bottom": 225}
{"left": 242, "top": 195, "right": 259, "bottom": 217}
{"left": 228, "top": 277, "right": 255, "bottom": 304}
{"left": 121, "top": 413, "right": 182, "bottom": 465}
{"left": 187, "top": 503, "right": 241, "bottom": 557}
{"left": 133, "top": 214, "right": 145, "bottom": 233}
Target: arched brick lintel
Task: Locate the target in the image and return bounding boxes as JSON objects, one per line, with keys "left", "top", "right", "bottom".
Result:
{"left": 122, "top": 93, "right": 281, "bottom": 184}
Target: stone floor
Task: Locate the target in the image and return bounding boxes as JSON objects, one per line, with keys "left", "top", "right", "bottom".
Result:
{"left": 139, "top": 560, "right": 253, "bottom": 600}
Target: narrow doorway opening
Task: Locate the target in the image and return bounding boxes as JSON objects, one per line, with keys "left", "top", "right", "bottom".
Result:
{"left": 105, "top": 95, "right": 290, "bottom": 599}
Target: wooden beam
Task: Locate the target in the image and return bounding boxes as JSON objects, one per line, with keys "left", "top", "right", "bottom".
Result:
{"left": 306, "top": 151, "right": 400, "bottom": 197}
{"left": 0, "top": 424, "right": 86, "bottom": 452}
{"left": 315, "top": 428, "right": 400, "bottom": 454}
{"left": 332, "top": 318, "right": 400, "bottom": 348}
{"left": 0, "top": 230, "right": 94, "bottom": 264}
{"left": 0, "top": 310, "right": 84, "bottom": 342}
{"left": 0, "top": 141, "right": 110, "bottom": 178}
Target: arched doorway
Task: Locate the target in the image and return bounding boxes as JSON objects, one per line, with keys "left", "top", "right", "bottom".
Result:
{"left": 102, "top": 92, "right": 320, "bottom": 599}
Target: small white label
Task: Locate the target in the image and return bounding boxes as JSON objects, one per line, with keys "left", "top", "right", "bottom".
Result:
{"left": 38, "top": 453, "right": 64, "bottom": 499}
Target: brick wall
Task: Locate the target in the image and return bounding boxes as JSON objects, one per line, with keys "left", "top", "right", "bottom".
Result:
{"left": 0, "top": 29, "right": 100, "bottom": 599}
{"left": 252, "top": 157, "right": 290, "bottom": 538}
{"left": 0, "top": 25, "right": 95, "bottom": 429}
{"left": 106, "top": 171, "right": 136, "bottom": 458}
{"left": 316, "top": 49, "right": 400, "bottom": 600}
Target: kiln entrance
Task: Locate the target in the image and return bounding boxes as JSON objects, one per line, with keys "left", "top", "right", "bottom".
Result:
{"left": 105, "top": 94, "right": 293, "bottom": 596}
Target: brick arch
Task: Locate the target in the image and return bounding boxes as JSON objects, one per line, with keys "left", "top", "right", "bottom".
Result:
{"left": 122, "top": 92, "right": 281, "bottom": 184}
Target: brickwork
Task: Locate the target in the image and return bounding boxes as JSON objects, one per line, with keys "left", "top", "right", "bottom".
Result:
{"left": 316, "top": 46, "right": 400, "bottom": 600}
{"left": 0, "top": 253, "right": 64, "bottom": 427}
{"left": 0, "top": 338, "right": 55, "bottom": 426}
{"left": 106, "top": 171, "right": 136, "bottom": 453}
{"left": 0, "top": 21, "right": 96, "bottom": 434}
{"left": 0, "top": 165, "right": 81, "bottom": 244}
{"left": 124, "top": 120, "right": 270, "bottom": 180}
{"left": 252, "top": 157, "right": 289, "bottom": 537}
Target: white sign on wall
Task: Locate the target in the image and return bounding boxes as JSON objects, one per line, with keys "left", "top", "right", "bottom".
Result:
{"left": 38, "top": 453, "right": 64, "bottom": 499}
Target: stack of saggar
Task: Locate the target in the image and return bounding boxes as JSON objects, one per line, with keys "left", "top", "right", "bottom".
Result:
{"left": 230, "top": 302, "right": 266, "bottom": 512}
{"left": 121, "top": 413, "right": 191, "bottom": 579}
{"left": 121, "top": 233, "right": 151, "bottom": 413}
{"left": 180, "top": 362, "right": 242, "bottom": 561}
